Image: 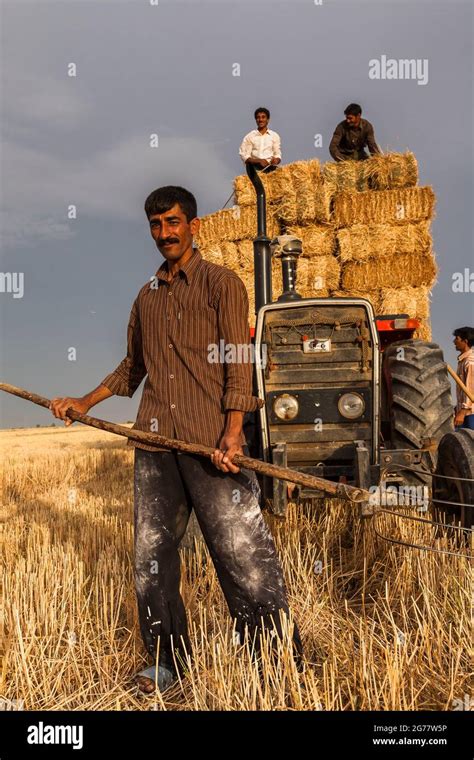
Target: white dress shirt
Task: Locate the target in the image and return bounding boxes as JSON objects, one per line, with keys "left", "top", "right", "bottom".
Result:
{"left": 239, "top": 128, "right": 282, "bottom": 163}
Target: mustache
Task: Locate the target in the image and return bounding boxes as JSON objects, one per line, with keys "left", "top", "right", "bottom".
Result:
{"left": 158, "top": 238, "right": 180, "bottom": 246}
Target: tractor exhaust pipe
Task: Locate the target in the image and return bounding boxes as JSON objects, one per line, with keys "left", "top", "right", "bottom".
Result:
{"left": 246, "top": 163, "right": 272, "bottom": 311}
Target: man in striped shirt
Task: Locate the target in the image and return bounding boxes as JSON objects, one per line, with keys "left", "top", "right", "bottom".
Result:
{"left": 453, "top": 326, "right": 474, "bottom": 430}
{"left": 50, "top": 185, "right": 303, "bottom": 694}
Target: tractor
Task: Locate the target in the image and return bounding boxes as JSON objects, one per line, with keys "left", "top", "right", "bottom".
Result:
{"left": 242, "top": 163, "right": 474, "bottom": 532}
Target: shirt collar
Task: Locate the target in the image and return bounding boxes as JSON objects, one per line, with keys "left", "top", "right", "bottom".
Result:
{"left": 459, "top": 348, "right": 474, "bottom": 361}
{"left": 253, "top": 128, "right": 272, "bottom": 136}
{"left": 155, "top": 246, "right": 202, "bottom": 285}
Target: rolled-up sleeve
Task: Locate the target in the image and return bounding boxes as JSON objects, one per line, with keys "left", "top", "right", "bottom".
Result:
{"left": 100, "top": 297, "right": 147, "bottom": 397}
{"left": 216, "top": 274, "right": 264, "bottom": 412}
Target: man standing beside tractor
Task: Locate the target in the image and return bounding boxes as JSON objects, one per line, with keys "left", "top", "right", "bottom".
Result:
{"left": 50, "top": 186, "right": 303, "bottom": 694}
{"left": 453, "top": 326, "right": 474, "bottom": 430}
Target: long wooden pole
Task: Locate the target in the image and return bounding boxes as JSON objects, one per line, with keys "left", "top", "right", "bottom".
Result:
{"left": 0, "top": 381, "right": 369, "bottom": 503}
{"left": 446, "top": 364, "right": 474, "bottom": 403}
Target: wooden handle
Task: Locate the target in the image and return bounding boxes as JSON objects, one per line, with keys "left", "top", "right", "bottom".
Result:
{"left": 446, "top": 364, "right": 474, "bottom": 403}
{"left": 0, "top": 381, "right": 370, "bottom": 503}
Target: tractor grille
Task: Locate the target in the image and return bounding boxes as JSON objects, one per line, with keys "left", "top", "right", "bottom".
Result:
{"left": 261, "top": 303, "right": 375, "bottom": 465}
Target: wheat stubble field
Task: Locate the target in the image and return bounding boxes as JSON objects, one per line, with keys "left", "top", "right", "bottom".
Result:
{"left": 1, "top": 425, "right": 472, "bottom": 711}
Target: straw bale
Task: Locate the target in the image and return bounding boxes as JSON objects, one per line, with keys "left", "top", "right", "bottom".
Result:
{"left": 379, "top": 286, "right": 431, "bottom": 320}
{"left": 290, "top": 161, "right": 316, "bottom": 222}
{"left": 195, "top": 208, "right": 234, "bottom": 245}
{"left": 219, "top": 241, "right": 240, "bottom": 270}
{"left": 198, "top": 241, "right": 240, "bottom": 270}
{"left": 234, "top": 158, "right": 323, "bottom": 207}
{"left": 269, "top": 256, "right": 339, "bottom": 297}
{"left": 323, "top": 152, "right": 418, "bottom": 194}
{"left": 271, "top": 163, "right": 302, "bottom": 199}
{"left": 198, "top": 243, "right": 225, "bottom": 267}
{"left": 331, "top": 286, "right": 431, "bottom": 320}
{"left": 236, "top": 239, "right": 254, "bottom": 271}
{"left": 196, "top": 205, "right": 279, "bottom": 245}
{"left": 413, "top": 321, "right": 432, "bottom": 341}
{"left": 336, "top": 221, "right": 432, "bottom": 262}
{"left": 276, "top": 191, "right": 298, "bottom": 224}
{"left": 233, "top": 174, "right": 255, "bottom": 207}
{"left": 341, "top": 251, "right": 438, "bottom": 290}
{"left": 277, "top": 187, "right": 332, "bottom": 225}
{"left": 323, "top": 160, "right": 370, "bottom": 193}
{"left": 313, "top": 187, "right": 333, "bottom": 223}
{"left": 285, "top": 225, "right": 336, "bottom": 257}
{"left": 304, "top": 256, "right": 341, "bottom": 293}
{"left": 235, "top": 270, "right": 256, "bottom": 326}
{"left": 331, "top": 289, "right": 381, "bottom": 312}
{"left": 333, "top": 187, "right": 435, "bottom": 227}
{"left": 233, "top": 164, "right": 295, "bottom": 206}
{"left": 364, "top": 151, "right": 418, "bottom": 190}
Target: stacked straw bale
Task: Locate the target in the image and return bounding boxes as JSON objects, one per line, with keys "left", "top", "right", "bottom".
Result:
{"left": 340, "top": 252, "right": 437, "bottom": 291}
{"left": 336, "top": 221, "right": 431, "bottom": 262}
{"left": 331, "top": 286, "right": 432, "bottom": 322}
{"left": 365, "top": 151, "right": 418, "bottom": 189}
{"left": 285, "top": 225, "right": 336, "bottom": 258}
{"left": 196, "top": 205, "right": 279, "bottom": 246}
{"left": 333, "top": 187, "right": 435, "bottom": 228}
{"left": 323, "top": 151, "right": 418, "bottom": 194}
{"left": 196, "top": 152, "right": 437, "bottom": 338}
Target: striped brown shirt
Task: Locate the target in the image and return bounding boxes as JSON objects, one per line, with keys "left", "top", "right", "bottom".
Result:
{"left": 100, "top": 247, "right": 264, "bottom": 452}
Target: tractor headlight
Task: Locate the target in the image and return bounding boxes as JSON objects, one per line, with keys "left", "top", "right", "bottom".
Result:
{"left": 338, "top": 392, "right": 365, "bottom": 420}
{"left": 273, "top": 394, "right": 299, "bottom": 421}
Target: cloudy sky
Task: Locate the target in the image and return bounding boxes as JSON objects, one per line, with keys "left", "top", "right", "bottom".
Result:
{"left": 0, "top": 0, "right": 472, "bottom": 428}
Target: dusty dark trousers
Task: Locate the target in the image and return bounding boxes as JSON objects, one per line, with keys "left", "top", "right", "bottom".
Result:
{"left": 133, "top": 446, "right": 303, "bottom": 673}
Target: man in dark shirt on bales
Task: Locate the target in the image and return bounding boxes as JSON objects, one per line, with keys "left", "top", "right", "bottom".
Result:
{"left": 50, "top": 185, "right": 304, "bottom": 694}
{"left": 329, "top": 103, "right": 381, "bottom": 162}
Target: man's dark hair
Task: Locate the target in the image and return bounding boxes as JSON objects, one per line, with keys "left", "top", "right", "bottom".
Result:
{"left": 144, "top": 186, "right": 197, "bottom": 223}
{"left": 254, "top": 107, "right": 270, "bottom": 119}
{"left": 344, "top": 103, "right": 362, "bottom": 116}
{"left": 453, "top": 326, "right": 474, "bottom": 347}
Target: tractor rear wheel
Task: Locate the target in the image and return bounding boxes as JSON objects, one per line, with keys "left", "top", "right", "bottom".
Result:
{"left": 383, "top": 340, "right": 453, "bottom": 486}
{"left": 432, "top": 429, "right": 474, "bottom": 530}
{"left": 384, "top": 339, "right": 453, "bottom": 449}
{"left": 383, "top": 339, "right": 453, "bottom": 486}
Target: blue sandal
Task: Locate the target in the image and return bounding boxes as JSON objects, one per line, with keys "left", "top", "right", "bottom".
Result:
{"left": 136, "top": 664, "right": 178, "bottom": 693}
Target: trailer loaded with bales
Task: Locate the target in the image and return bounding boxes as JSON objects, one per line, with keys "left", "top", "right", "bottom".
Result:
{"left": 194, "top": 153, "right": 473, "bottom": 544}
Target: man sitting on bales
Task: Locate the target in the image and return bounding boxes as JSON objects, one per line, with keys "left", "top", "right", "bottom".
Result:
{"left": 239, "top": 107, "right": 281, "bottom": 173}
{"left": 329, "top": 103, "right": 381, "bottom": 162}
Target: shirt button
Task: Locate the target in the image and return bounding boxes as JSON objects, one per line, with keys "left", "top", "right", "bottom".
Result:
{"left": 168, "top": 291, "right": 173, "bottom": 296}
{"left": 171, "top": 404, "right": 176, "bottom": 409}
{"left": 170, "top": 374, "right": 174, "bottom": 379}
{"left": 168, "top": 343, "right": 173, "bottom": 348}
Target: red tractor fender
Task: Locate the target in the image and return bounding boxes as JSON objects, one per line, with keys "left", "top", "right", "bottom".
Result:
{"left": 375, "top": 316, "right": 419, "bottom": 350}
